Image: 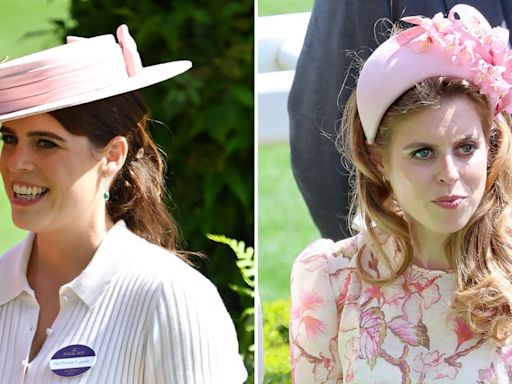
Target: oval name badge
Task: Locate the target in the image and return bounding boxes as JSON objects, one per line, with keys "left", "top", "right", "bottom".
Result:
{"left": 49, "top": 344, "right": 96, "bottom": 377}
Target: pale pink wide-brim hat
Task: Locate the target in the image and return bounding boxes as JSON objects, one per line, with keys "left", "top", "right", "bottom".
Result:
{"left": 0, "top": 24, "right": 192, "bottom": 123}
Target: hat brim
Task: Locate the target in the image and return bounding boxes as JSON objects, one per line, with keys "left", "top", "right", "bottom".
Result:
{"left": 0, "top": 60, "right": 192, "bottom": 123}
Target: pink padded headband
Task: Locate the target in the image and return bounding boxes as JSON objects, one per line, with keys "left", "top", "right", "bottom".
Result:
{"left": 356, "top": 4, "right": 512, "bottom": 144}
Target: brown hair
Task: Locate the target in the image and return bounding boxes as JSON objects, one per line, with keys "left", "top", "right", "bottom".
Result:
{"left": 50, "top": 91, "right": 184, "bottom": 259}
{"left": 339, "top": 77, "right": 512, "bottom": 345}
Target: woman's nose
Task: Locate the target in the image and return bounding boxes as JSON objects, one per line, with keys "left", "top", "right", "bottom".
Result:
{"left": 436, "top": 154, "right": 459, "bottom": 184}
{"left": 4, "top": 145, "right": 34, "bottom": 172}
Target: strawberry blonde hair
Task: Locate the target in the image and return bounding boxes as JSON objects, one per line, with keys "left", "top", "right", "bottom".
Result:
{"left": 338, "top": 77, "right": 512, "bottom": 345}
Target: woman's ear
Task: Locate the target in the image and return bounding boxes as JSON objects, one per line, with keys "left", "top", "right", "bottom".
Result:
{"left": 102, "top": 136, "right": 128, "bottom": 176}
{"left": 367, "top": 144, "right": 387, "bottom": 178}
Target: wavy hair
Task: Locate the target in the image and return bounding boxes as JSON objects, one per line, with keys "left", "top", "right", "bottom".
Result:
{"left": 338, "top": 77, "right": 512, "bottom": 345}
{"left": 50, "top": 91, "right": 186, "bottom": 260}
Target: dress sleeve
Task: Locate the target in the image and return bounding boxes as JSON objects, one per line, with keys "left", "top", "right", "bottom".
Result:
{"left": 144, "top": 266, "right": 247, "bottom": 384}
{"left": 290, "top": 239, "right": 344, "bottom": 383}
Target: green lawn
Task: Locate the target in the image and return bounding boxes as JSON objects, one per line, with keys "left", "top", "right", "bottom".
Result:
{"left": 0, "top": 178, "right": 26, "bottom": 253}
{"left": 258, "top": 143, "right": 319, "bottom": 302}
{"left": 0, "top": 1, "right": 70, "bottom": 252}
{"left": 0, "top": 0, "right": 70, "bottom": 59}
{"left": 257, "top": 0, "right": 316, "bottom": 306}
{"left": 258, "top": 0, "right": 314, "bottom": 16}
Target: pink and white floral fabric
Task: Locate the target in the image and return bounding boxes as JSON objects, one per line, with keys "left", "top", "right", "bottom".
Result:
{"left": 290, "top": 229, "right": 512, "bottom": 383}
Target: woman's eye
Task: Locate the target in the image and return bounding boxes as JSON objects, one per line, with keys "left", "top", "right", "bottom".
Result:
{"left": 0, "top": 134, "right": 17, "bottom": 145}
{"left": 37, "top": 139, "right": 58, "bottom": 149}
{"left": 411, "top": 148, "right": 433, "bottom": 160}
{"left": 458, "top": 143, "right": 476, "bottom": 155}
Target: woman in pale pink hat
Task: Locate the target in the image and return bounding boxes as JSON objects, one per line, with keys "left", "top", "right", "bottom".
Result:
{"left": 290, "top": 4, "right": 512, "bottom": 383}
{"left": 0, "top": 25, "right": 246, "bottom": 383}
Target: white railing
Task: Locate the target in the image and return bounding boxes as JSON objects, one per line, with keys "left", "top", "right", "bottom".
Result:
{"left": 257, "top": 12, "right": 311, "bottom": 143}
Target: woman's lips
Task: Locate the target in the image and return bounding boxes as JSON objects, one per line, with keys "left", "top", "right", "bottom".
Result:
{"left": 10, "top": 182, "right": 49, "bottom": 207}
{"left": 431, "top": 195, "right": 466, "bottom": 209}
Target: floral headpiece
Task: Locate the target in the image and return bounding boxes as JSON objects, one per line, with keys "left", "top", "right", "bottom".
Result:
{"left": 356, "top": 4, "right": 512, "bottom": 144}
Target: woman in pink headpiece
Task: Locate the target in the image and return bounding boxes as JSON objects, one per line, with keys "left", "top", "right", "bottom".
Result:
{"left": 290, "top": 4, "right": 512, "bottom": 383}
{"left": 0, "top": 26, "right": 247, "bottom": 383}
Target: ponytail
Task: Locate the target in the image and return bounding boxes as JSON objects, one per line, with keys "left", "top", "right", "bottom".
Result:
{"left": 50, "top": 91, "right": 184, "bottom": 258}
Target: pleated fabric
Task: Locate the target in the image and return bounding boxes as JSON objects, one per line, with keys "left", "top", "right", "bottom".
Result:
{"left": 0, "top": 221, "right": 247, "bottom": 384}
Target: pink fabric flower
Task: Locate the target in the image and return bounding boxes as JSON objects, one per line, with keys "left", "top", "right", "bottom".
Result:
{"left": 362, "top": 285, "right": 383, "bottom": 304}
{"left": 412, "top": 351, "right": 459, "bottom": 380}
{"left": 381, "top": 268, "right": 441, "bottom": 310}
{"left": 358, "top": 307, "right": 387, "bottom": 369}
{"left": 388, "top": 296, "right": 430, "bottom": 348}
{"left": 334, "top": 267, "right": 361, "bottom": 314}
{"left": 445, "top": 33, "right": 477, "bottom": 64}
{"left": 474, "top": 60, "right": 508, "bottom": 95}
{"left": 302, "top": 315, "right": 327, "bottom": 340}
{"left": 291, "top": 289, "right": 328, "bottom": 340}
{"left": 477, "top": 364, "right": 496, "bottom": 384}
{"left": 497, "top": 345, "right": 512, "bottom": 378}
{"left": 397, "top": 5, "right": 512, "bottom": 115}
{"left": 300, "top": 290, "right": 324, "bottom": 312}
{"left": 343, "top": 336, "right": 359, "bottom": 384}
{"left": 291, "top": 290, "right": 323, "bottom": 321}
{"left": 313, "top": 339, "right": 343, "bottom": 383}
{"left": 452, "top": 316, "right": 475, "bottom": 352}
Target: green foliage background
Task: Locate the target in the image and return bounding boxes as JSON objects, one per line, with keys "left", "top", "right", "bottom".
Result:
{"left": 52, "top": 0, "right": 254, "bottom": 379}
{"left": 263, "top": 300, "right": 291, "bottom": 383}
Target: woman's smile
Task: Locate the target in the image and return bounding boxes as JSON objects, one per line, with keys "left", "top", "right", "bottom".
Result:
{"left": 10, "top": 182, "right": 49, "bottom": 205}
{"left": 0, "top": 113, "right": 105, "bottom": 233}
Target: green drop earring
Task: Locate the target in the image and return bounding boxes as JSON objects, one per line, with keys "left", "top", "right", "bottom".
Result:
{"left": 103, "top": 175, "right": 110, "bottom": 201}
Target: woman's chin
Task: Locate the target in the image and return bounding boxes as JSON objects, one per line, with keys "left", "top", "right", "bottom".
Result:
{"left": 10, "top": 214, "right": 45, "bottom": 233}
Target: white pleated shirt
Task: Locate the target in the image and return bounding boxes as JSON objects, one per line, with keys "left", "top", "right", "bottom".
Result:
{"left": 0, "top": 221, "right": 247, "bottom": 383}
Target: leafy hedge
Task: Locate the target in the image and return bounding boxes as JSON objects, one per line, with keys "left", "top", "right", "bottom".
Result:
{"left": 52, "top": 0, "right": 253, "bottom": 379}
{"left": 263, "top": 300, "right": 291, "bottom": 383}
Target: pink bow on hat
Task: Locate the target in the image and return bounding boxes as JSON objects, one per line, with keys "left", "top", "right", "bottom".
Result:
{"left": 116, "top": 24, "right": 143, "bottom": 77}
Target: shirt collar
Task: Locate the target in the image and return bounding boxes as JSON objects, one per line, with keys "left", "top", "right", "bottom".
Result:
{"left": 65, "top": 220, "right": 131, "bottom": 308}
{"left": 0, "top": 232, "right": 36, "bottom": 305}
{"left": 0, "top": 220, "right": 132, "bottom": 308}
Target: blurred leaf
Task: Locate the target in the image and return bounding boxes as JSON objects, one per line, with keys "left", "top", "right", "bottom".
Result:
{"left": 231, "top": 84, "right": 254, "bottom": 107}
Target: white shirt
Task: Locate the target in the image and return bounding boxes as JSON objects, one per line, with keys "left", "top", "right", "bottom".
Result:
{"left": 0, "top": 221, "right": 247, "bottom": 383}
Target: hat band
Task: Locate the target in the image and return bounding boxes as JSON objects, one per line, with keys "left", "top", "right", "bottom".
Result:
{"left": 0, "top": 35, "right": 115, "bottom": 78}
{"left": 1, "top": 45, "right": 122, "bottom": 89}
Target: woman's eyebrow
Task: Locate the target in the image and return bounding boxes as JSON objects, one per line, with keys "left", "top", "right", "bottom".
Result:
{"left": 0, "top": 126, "right": 13, "bottom": 135}
{"left": 401, "top": 134, "right": 480, "bottom": 151}
{"left": 0, "top": 126, "right": 66, "bottom": 143}
{"left": 27, "top": 131, "right": 67, "bottom": 143}
{"left": 402, "top": 142, "right": 433, "bottom": 150}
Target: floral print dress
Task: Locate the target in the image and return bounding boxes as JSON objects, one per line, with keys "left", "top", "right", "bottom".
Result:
{"left": 290, "top": 229, "right": 512, "bottom": 383}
